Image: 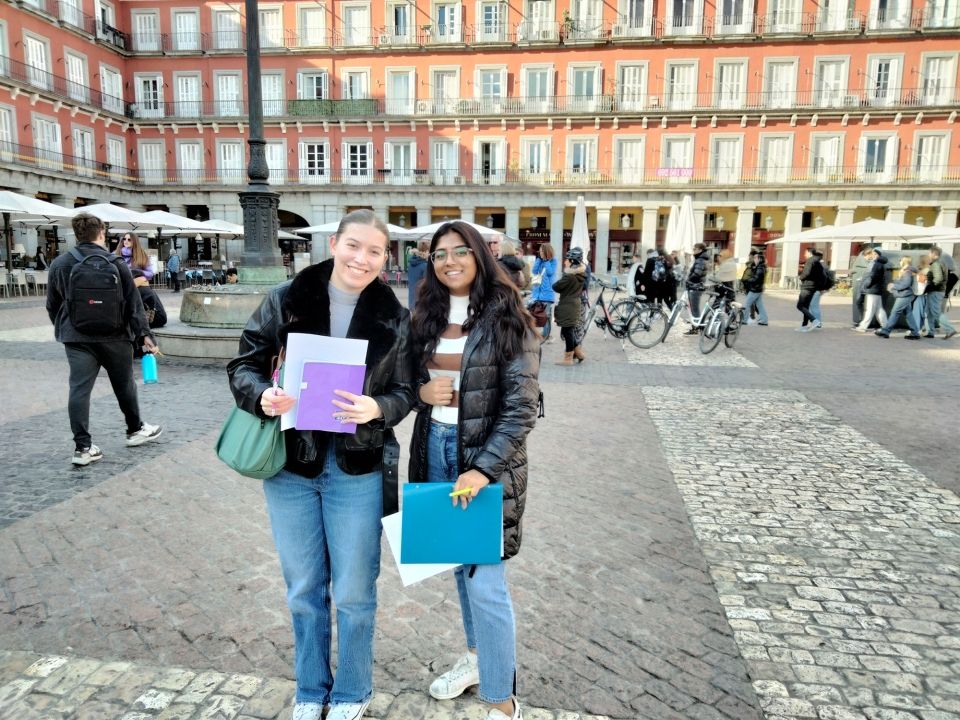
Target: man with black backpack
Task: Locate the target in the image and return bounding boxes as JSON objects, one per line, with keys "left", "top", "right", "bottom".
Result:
{"left": 46, "top": 212, "right": 163, "bottom": 466}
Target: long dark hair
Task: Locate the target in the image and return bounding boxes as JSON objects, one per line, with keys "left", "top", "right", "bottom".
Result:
{"left": 413, "top": 221, "right": 534, "bottom": 365}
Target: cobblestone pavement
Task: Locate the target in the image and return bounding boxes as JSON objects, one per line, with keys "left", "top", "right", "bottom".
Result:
{"left": 0, "top": 289, "right": 958, "bottom": 720}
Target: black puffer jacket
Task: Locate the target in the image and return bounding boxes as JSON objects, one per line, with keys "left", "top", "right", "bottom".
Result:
{"left": 227, "top": 260, "right": 416, "bottom": 515}
{"left": 408, "top": 309, "right": 541, "bottom": 560}
{"left": 862, "top": 256, "right": 888, "bottom": 295}
{"left": 742, "top": 261, "right": 766, "bottom": 293}
{"left": 686, "top": 251, "right": 708, "bottom": 289}
{"left": 799, "top": 257, "right": 822, "bottom": 291}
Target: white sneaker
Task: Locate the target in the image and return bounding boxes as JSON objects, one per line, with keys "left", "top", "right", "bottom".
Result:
{"left": 72, "top": 445, "right": 103, "bottom": 466}
{"left": 291, "top": 702, "right": 324, "bottom": 720}
{"left": 326, "top": 700, "right": 370, "bottom": 720}
{"left": 746, "top": 319, "right": 757, "bottom": 325}
{"left": 794, "top": 326, "right": 809, "bottom": 332}
{"left": 126, "top": 422, "right": 163, "bottom": 446}
{"left": 485, "top": 698, "right": 523, "bottom": 720}
{"left": 429, "top": 652, "right": 479, "bottom": 700}
{"left": 813, "top": 321, "right": 823, "bottom": 330}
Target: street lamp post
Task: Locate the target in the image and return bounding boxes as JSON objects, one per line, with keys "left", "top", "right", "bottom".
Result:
{"left": 237, "top": 0, "right": 286, "bottom": 285}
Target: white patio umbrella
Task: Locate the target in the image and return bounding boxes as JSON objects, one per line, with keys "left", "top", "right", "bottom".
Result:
{"left": 297, "top": 222, "right": 407, "bottom": 235}
{"left": 569, "top": 195, "right": 590, "bottom": 260}
{"left": 0, "top": 191, "right": 73, "bottom": 270}
{"left": 662, "top": 204, "right": 680, "bottom": 254}
{"left": 665, "top": 195, "right": 697, "bottom": 260}
{"left": 69, "top": 203, "right": 170, "bottom": 234}
{"left": 400, "top": 219, "right": 508, "bottom": 240}
{"left": 141, "top": 210, "right": 212, "bottom": 234}
{"left": 768, "top": 218, "right": 960, "bottom": 245}
{"left": 199, "top": 219, "right": 301, "bottom": 240}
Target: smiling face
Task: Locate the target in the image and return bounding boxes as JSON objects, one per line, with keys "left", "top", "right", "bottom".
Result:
{"left": 328, "top": 222, "right": 389, "bottom": 293}
{"left": 432, "top": 231, "right": 478, "bottom": 297}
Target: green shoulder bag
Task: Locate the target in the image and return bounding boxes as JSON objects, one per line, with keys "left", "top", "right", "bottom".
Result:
{"left": 215, "top": 405, "right": 287, "bottom": 480}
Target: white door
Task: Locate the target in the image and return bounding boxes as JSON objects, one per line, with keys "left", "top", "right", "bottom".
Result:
{"left": 816, "top": 61, "right": 846, "bottom": 107}
{"left": 344, "top": 142, "right": 372, "bottom": 184}
{"left": 176, "top": 75, "right": 201, "bottom": 117}
{"left": 761, "top": 136, "right": 792, "bottom": 182}
{"left": 72, "top": 128, "right": 95, "bottom": 176}
{"left": 219, "top": 142, "right": 243, "bottom": 183}
{"left": 716, "top": 63, "right": 744, "bottom": 109}
{"left": 925, "top": 0, "right": 959, "bottom": 26}
{"left": 215, "top": 11, "right": 242, "bottom": 49}
{"left": 388, "top": 72, "right": 413, "bottom": 114}
{"left": 436, "top": 4, "right": 461, "bottom": 41}
{"left": 300, "top": 7, "right": 326, "bottom": 45}
{"left": 101, "top": 68, "right": 123, "bottom": 113}
{"left": 667, "top": 64, "right": 695, "bottom": 110}
{"left": 33, "top": 118, "right": 62, "bottom": 170}
{"left": 133, "top": 13, "right": 160, "bottom": 51}
{"left": 137, "top": 77, "right": 163, "bottom": 118}
{"left": 914, "top": 135, "right": 944, "bottom": 181}
{"left": 106, "top": 137, "right": 123, "bottom": 178}
{"left": 139, "top": 142, "right": 164, "bottom": 183}
{"left": 524, "top": 68, "right": 551, "bottom": 112}
{"left": 479, "top": 3, "right": 506, "bottom": 40}
{"left": 433, "top": 71, "right": 459, "bottom": 113}
{"left": 386, "top": 141, "right": 414, "bottom": 184}
{"left": 571, "top": 67, "right": 598, "bottom": 111}
{"left": 61, "top": 0, "right": 82, "bottom": 28}
{"left": 390, "top": 4, "right": 411, "bottom": 39}
{"left": 218, "top": 75, "right": 241, "bottom": 116}
{"left": 266, "top": 142, "right": 285, "bottom": 184}
{"left": 474, "top": 140, "right": 504, "bottom": 184}
{"left": 344, "top": 6, "right": 371, "bottom": 45}
{"left": 262, "top": 74, "right": 284, "bottom": 116}
{"left": 819, "top": 0, "right": 849, "bottom": 29}
{"left": 765, "top": 62, "right": 795, "bottom": 108}
{"left": 867, "top": 57, "right": 898, "bottom": 106}
{"left": 24, "top": 36, "right": 50, "bottom": 90}
{"left": 618, "top": 64, "right": 646, "bottom": 110}
{"left": 873, "top": 0, "right": 909, "bottom": 27}
{"left": 65, "top": 54, "right": 88, "bottom": 103}
{"left": 522, "top": 139, "right": 550, "bottom": 179}
{"left": 621, "top": 0, "right": 651, "bottom": 33}
{"left": 860, "top": 136, "right": 896, "bottom": 182}
{"left": 178, "top": 142, "right": 202, "bottom": 183}
{"left": 173, "top": 11, "right": 200, "bottom": 51}
{"left": 616, "top": 139, "right": 644, "bottom": 183}
{"left": 259, "top": 9, "right": 282, "bottom": 47}
{"left": 432, "top": 141, "right": 458, "bottom": 184}
{"left": 922, "top": 56, "right": 955, "bottom": 104}
{"left": 812, "top": 135, "right": 842, "bottom": 180}
{"left": 768, "top": 0, "right": 800, "bottom": 30}
{"left": 667, "top": 0, "right": 700, "bottom": 34}
{"left": 527, "top": 0, "right": 554, "bottom": 37}
{"left": 711, "top": 137, "right": 741, "bottom": 183}
{"left": 0, "top": 108, "right": 13, "bottom": 161}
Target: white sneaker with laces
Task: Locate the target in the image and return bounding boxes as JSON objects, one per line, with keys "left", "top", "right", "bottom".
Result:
{"left": 126, "top": 422, "right": 163, "bottom": 447}
{"left": 485, "top": 698, "right": 523, "bottom": 720}
{"left": 326, "top": 699, "right": 370, "bottom": 720}
{"left": 72, "top": 445, "right": 103, "bottom": 466}
{"left": 429, "top": 652, "right": 479, "bottom": 700}
{"left": 291, "top": 702, "right": 324, "bottom": 720}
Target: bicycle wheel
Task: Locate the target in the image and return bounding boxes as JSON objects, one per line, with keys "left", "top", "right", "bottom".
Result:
{"left": 609, "top": 299, "right": 636, "bottom": 325}
{"left": 580, "top": 305, "right": 597, "bottom": 339}
{"left": 627, "top": 306, "right": 668, "bottom": 348}
{"left": 724, "top": 311, "right": 742, "bottom": 348}
{"left": 698, "top": 308, "right": 723, "bottom": 354}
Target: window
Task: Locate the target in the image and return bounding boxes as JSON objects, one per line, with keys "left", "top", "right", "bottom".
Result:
{"left": 344, "top": 141, "right": 373, "bottom": 183}
{"left": 717, "top": 0, "right": 752, "bottom": 32}
{"left": 870, "top": 0, "right": 910, "bottom": 28}
{"left": 767, "top": 0, "right": 801, "bottom": 30}
{"left": 431, "top": 69, "right": 459, "bottom": 113}
{"left": 478, "top": 1, "right": 507, "bottom": 40}
{"left": 262, "top": 73, "right": 284, "bottom": 116}
{"left": 473, "top": 138, "right": 506, "bottom": 184}
{"left": 213, "top": 9, "right": 242, "bottom": 49}
{"left": 299, "top": 141, "right": 329, "bottom": 183}
{"left": 386, "top": 3, "right": 411, "bottom": 41}
{"left": 567, "top": 137, "right": 597, "bottom": 179}
{"left": 921, "top": 55, "right": 957, "bottom": 105}
{"left": 913, "top": 132, "right": 947, "bottom": 181}
{"left": 715, "top": 61, "right": 746, "bottom": 109}
{"left": 660, "top": 136, "right": 693, "bottom": 183}
{"left": 814, "top": 58, "right": 848, "bottom": 107}
{"left": 763, "top": 60, "right": 796, "bottom": 108}
{"left": 32, "top": 116, "right": 62, "bottom": 170}
{"left": 343, "top": 70, "right": 370, "bottom": 100}
{"left": 665, "top": 62, "right": 696, "bottom": 110}
{"left": 522, "top": 0, "right": 555, "bottom": 39}
{"left": 177, "top": 141, "right": 203, "bottom": 183}
{"left": 521, "top": 137, "right": 551, "bottom": 179}
{"left": 431, "top": 139, "right": 459, "bottom": 184}
{"left": 811, "top": 134, "right": 844, "bottom": 181}
{"left": 266, "top": 141, "right": 285, "bottom": 184}
{"left": 135, "top": 74, "right": 163, "bottom": 119}
{"left": 299, "top": 71, "right": 330, "bottom": 99}
{"left": 172, "top": 10, "right": 200, "bottom": 51}
{"left": 859, "top": 134, "right": 897, "bottom": 182}
{"left": 435, "top": 3, "right": 462, "bottom": 41}
{"left": 106, "top": 135, "right": 124, "bottom": 179}
{"left": 384, "top": 140, "right": 415, "bottom": 183}
{"left": 61, "top": 0, "right": 83, "bottom": 28}
{"left": 24, "top": 35, "right": 50, "bottom": 90}
{"left": 132, "top": 11, "right": 160, "bottom": 51}
{"left": 476, "top": 66, "right": 506, "bottom": 112}
{"left": 569, "top": 65, "right": 601, "bottom": 111}
{"left": 759, "top": 135, "right": 793, "bottom": 182}
{"left": 259, "top": 7, "right": 282, "bottom": 47}
{"left": 818, "top": 0, "right": 850, "bottom": 30}
{"left": 175, "top": 74, "right": 201, "bottom": 118}
{"left": 386, "top": 70, "right": 414, "bottom": 114}
{"left": 523, "top": 66, "right": 552, "bottom": 112}
{"left": 866, "top": 56, "right": 901, "bottom": 106}
{"left": 0, "top": 106, "right": 13, "bottom": 162}
{"left": 218, "top": 141, "right": 244, "bottom": 183}
{"left": 615, "top": 0, "right": 653, "bottom": 35}
{"left": 299, "top": 6, "right": 327, "bottom": 45}
{"left": 568, "top": 0, "right": 603, "bottom": 39}
{"left": 100, "top": 65, "right": 123, "bottom": 113}
{"left": 617, "top": 63, "right": 647, "bottom": 110}
{"left": 666, "top": 0, "right": 703, "bottom": 35}
{"left": 0, "top": 23, "right": 7, "bottom": 76}
{"left": 216, "top": 73, "right": 242, "bottom": 116}
{"left": 925, "top": 0, "right": 959, "bottom": 27}
{"left": 710, "top": 136, "right": 742, "bottom": 183}
{"left": 615, "top": 137, "right": 645, "bottom": 183}
{"left": 65, "top": 52, "right": 89, "bottom": 103}
{"left": 138, "top": 140, "right": 165, "bottom": 183}
{"left": 71, "top": 127, "right": 94, "bottom": 177}
{"left": 343, "top": 4, "right": 371, "bottom": 45}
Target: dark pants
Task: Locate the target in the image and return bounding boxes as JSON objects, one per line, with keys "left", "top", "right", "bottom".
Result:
{"left": 170, "top": 270, "right": 181, "bottom": 292}
{"left": 65, "top": 341, "right": 142, "bottom": 450}
{"left": 688, "top": 290, "right": 703, "bottom": 320}
{"left": 560, "top": 326, "right": 577, "bottom": 352}
{"left": 797, "top": 289, "right": 817, "bottom": 325}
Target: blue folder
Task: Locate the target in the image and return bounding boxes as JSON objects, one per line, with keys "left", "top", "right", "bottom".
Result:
{"left": 400, "top": 483, "right": 503, "bottom": 565}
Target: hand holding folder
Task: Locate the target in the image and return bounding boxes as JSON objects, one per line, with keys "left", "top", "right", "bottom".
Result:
{"left": 400, "top": 483, "right": 504, "bottom": 565}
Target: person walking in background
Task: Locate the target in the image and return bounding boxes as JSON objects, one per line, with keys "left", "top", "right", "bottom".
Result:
{"left": 684, "top": 243, "right": 709, "bottom": 335}
{"left": 529, "top": 244, "right": 558, "bottom": 343}
{"left": 875, "top": 256, "right": 920, "bottom": 340}
{"left": 855, "top": 247, "right": 888, "bottom": 333}
{"left": 552, "top": 247, "right": 587, "bottom": 364}
{"left": 796, "top": 247, "right": 823, "bottom": 332}
{"left": 809, "top": 249, "right": 827, "bottom": 328}
{"left": 409, "top": 221, "right": 540, "bottom": 720}
{"left": 407, "top": 240, "right": 430, "bottom": 310}
{"left": 498, "top": 240, "right": 529, "bottom": 291}
{"left": 640, "top": 249, "right": 674, "bottom": 308}
{"left": 167, "top": 247, "right": 181, "bottom": 293}
{"left": 45, "top": 212, "right": 162, "bottom": 466}
{"left": 36, "top": 247, "right": 49, "bottom": 270}
{"left": 924, "top": 246, "right": 956, "bottom": 340}
{"left": 741, "top": 250, "right": 768, "bottom": 326}
{"left": 913, "top": 257, "right": 930, "bottom": 334}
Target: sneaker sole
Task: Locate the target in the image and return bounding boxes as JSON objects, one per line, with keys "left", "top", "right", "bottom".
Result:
{"left": 429, "top": 681, "right": 479, "bottom": 701}
{"left": 72, "top": 455, "right": 103, "bottom": 466}
{"left": 126, "top": 427, "right": 164, "bottom": 447}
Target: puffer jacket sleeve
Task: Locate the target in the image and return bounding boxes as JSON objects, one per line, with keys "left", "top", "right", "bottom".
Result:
{"left": 370, "top": 310, "right": 417, "bottom": 429}
{"left": 468, "top": 331, "right": 540, "bottom": 483}
{"left": 227, "top": 289, "right": 283, "bottom": 418}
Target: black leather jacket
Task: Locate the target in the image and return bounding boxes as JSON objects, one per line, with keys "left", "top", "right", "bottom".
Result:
{"left": 227, "top": 260, "right": 416, "bottom": 515}
{"left": 408, "top": 308, "right": 541, "bottom": 560}
{"left": 742, "top": 261, "right": 766, "bottom": 293}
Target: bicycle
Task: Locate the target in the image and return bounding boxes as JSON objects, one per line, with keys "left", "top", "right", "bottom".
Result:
{"left": 698, "top": 287, "right": 743, "bottom": 354}
{"left": 660, "top": 284, "right": 720, "bottom": 346}
{"left": 581, "top": 278, "right": 668, "bottom": 349}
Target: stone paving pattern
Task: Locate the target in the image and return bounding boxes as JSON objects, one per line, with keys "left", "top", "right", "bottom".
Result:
{"left": 1, "top": 289, "right": 958, "bottom": 719}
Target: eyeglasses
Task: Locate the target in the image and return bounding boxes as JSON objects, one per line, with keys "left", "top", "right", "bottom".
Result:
{"left": 430, "top": 246, "right": 474, "bottom": 263}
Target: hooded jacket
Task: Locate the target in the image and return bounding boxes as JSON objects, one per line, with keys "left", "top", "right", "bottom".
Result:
{"left": 742, "top": 260, "right": 766, "bottom": 293}
{"left": 406, "top": 251, "right": 428, "bottom": 308}
{"left": 891, "top": 266, "right": 917, "bottom": 298}
{"left": 552, "top": 265, "right": 586, "bottom": 327}
{"left": 686, "top": 250, "right": 708, "bottom": 288}
{"left": 861, "top": 255, "right": 888, "bottom": 295}
{"left": 226, "top": 259, "right": 416, "bottom": 515}
{"left": 799, "top": 256, "right": 823, "bottom": 291}
{"left": 408, "top": 306, "right": 541, "bottom": 560}
{"left": 530, "top": 257, "right": 558, "bottom": 303}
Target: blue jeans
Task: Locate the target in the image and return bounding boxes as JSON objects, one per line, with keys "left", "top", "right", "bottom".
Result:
{"left": 426, "top": 421, "right": 516, "bottom": 704}
{"left": 262, "top": 445, "right": 383, "bottom": 705}
{"left": 912, "top": 296, "right": 927, "bottom": 333}
{"left": 926, "top": 290, "right": 955, "bottom": 335}
{"left": 810, "top": 291, "right": 822, "bottom": 323}
{"left": 743, "top": 291, "right": 768, "bottom": 324}
{"left": 880, "top": 297, "right": 919, "bottom": 335}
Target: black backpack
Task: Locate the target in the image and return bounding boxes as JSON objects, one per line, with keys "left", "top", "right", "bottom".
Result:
{"left": 67, "top": 248, "right": 124, "bottom": 335}
{"left": 819, "top": 264, "right": 836, "bottom": 292}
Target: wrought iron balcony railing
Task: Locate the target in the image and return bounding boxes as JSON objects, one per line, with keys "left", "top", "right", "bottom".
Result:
{"left": 0, "top": 55, "right": 128, "bottom": 116}
{"left": 0, "top": 142, "right": 134, "bottom": 182}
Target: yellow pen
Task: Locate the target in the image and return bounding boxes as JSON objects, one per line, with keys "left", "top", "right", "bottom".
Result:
{"left": 449, "top": 488, "right": 473, "bottom": 498}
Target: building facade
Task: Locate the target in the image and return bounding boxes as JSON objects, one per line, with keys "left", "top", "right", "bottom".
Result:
{"left": 1, "top": 0, "right": 959, "bottom": 278}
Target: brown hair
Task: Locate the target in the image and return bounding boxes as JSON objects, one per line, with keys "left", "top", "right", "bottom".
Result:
{"left": 500, "top": 240, "right": 518, "bottom": 257}
{"left": 335, "top": 209, "right": 389, "bottom": 249}
{"left": 71, "top": 213, "right": 104, "bottom": 244}
{"left": 539, "top": 243, "right": 555, "bottom": 260}
{"left": 127, "top": 235, "right": 151, "bottom": 271}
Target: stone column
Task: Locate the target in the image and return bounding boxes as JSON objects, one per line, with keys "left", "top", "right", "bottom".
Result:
{"left": 780, "top": 207, "right": 805, "bottom": 286}
{"left": 831, "top": 205, "right": 857, "bottom": 272}
{"left": 505, "top": 205, "right": 520, "bottom": 243}
{"left": 595, "top": 205, "right": 611, "bottom": 276}
{"left": 935, "top": 206, "right": 959, "bottom": 260}
{"left": 460, "top": 207, "right": 476, "bottom": 224}
{"left": 734, "top": 205, "right": 756, "bottom": 267}
{"left": 883, "top": 205, "right": 908, "bottom": 250}
{"left": 550, "top": 205, "right": 565, "bottom": 260}
{"left": 641, "top": 206, "right": 658, "bottom": 250}
{"left": 415, "top": 205, "right": 432, "bottom": 229}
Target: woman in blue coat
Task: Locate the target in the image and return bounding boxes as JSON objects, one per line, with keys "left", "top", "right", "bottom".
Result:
{"left": 528, "top": 243, "right": 558, "bottom": 342}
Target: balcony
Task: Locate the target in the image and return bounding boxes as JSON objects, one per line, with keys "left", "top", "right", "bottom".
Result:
{"left": 96, "top": 21, "right": 129, "bottom": 50}
{"left": 611, "top": 15, "right": 654, "bottom": 37}
{"left": 563, "top": 15, "right": 607, "bottom": 40}
{"left": 466, "top": 23, "right": 512, "bottom": 43}
{"left": 516, "top": 20, "right": 561, "bottom": 41}
{"left": 57, "top": 1, "right": 97, "bottom": 34}
{"left": 287, "top": 98, "right": 380, "bottom": 117}
{"left": 20, "top": 0, "right": 53, "bottom": 16}
{"left": 0, "top": 142, "right": 133, "bottom": 182}
{"left": 0, "top": 55, "right": 128, "bottom": 117}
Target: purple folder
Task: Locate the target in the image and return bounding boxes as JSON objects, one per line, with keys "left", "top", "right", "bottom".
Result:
{"left": 295, "top": 361, "right": 367, "bottom": 433}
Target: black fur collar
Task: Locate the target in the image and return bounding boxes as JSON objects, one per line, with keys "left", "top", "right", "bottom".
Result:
{"left": 280, "top": 259, "right": 403, "bottom": 368}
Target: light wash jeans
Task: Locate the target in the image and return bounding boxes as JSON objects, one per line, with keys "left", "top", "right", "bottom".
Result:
{"left": 263, "top": 445, "right": 383, "bottom": 705}
{"left": 743, "top": 292, "right": 768, "bottom": 324}
{"left": 912, "top": 295, "right": 927, "bottom": 333}
{"left": 880, "top": 297, "right": 919, "bottom": 336}
{"left": 426, "top": 420, "right": 516, "bottom": 704}
{"left": 857, "top": 294, "right": 888, "bottom": 331}
{"left": 810, "top": 291, "right": 822, "bottom": 324}
{"left": 926, "top": 290, "right": 956, "bottom": 336}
